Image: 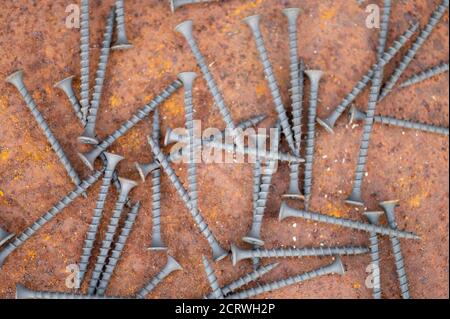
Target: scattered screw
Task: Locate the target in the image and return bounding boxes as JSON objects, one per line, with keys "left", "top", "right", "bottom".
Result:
{"left": 147, "top": 137, "right": 228, "bottom": 261}
{"left": 349, "top": 106, "right": 449, "bottom": 136}
{"left": 226, "top": 257, "right": 345, "bottom": 299}
{"left": 136, "top": 255, "right": 182, "bottom": 299}
{"left": 0, "top": 227, "right": 14, "bottom": 248}
{"left": 0, "top": 171, "right": 102, "bottom": 268}
{"left": 79, "top": 8, "right": 116, "bottom": 144}
{"left": 379, "top": 200, "right": 410, "bottom": 299}
{"left": 316, "top": 22, "right": 419, "bottom": 133}
{"left": 80, "top": 0, "right": 90, "bottom": 120}
{"left": 15, "top": 284, "right": 128, "bottom": 299}
{"left": 278, "top": 201, "right": 420, "bottom": 240}
{"left": 400, "top": 61, "right": 449, "bottom": 88}
{"left": 96, "top": 201, "right": 141, "bottom": 296}
{"left": 378, "top": 0, "right": 449, "bottom": 102}
{"left": 202, "top": 255, "right": 224, "bottom": 299}
{"left": 54, "top": 75, "right": 85, "bottom": 124}
{"left": 78, "top": 152, "right": 124, "bottom": 284}
{"left": 6, "top": 70, "right": 83, "bottom": 189}
{"left": 78, "top": 79, "right": 182, "bottom": 170}
{"left": 363, "top": 211, "right": 383, "bottom": 299}
{"left": 112, "top": 0, "right": 133, "bottom": 50}
{"left": 88, "top": 178, "right": 138, "bottom": 295}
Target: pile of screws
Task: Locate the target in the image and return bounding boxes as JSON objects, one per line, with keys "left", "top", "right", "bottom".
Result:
{"left": 1, "top": 0, "right": 448, "bottom": 299}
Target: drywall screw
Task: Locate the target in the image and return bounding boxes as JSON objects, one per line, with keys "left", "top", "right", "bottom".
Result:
{"left": 15, "top": 284, "right": 128, "bottom": 299}
{"left": 88, "top": 177, "right": 138, "bottom": 295}
{"left": 78, "top": 79, "right": 182, "bottom": 170}
{"left": 316, "top": 22, "right": 419, "bottom": 133}
{"left": 6, "top": 70, "right": 83, "bottom": 189}
{"left": 363, "top": 211, "right": 383, "bottom": 299}
{"left": 0, "top": 227, "right": 14, "bottom": 248}
{"left": 379, "top": 200, "right": 411, "bottom": 299}
{"left": 170, "top": 0, "right": 216, "bottom": 12}
{"left": 78, "top": 152, "right": 124, "bottom": 284}
{"left": 250, "top": 157, "right": 263, "bottom": 268}
{"left": 175, "top": 20, "right": 237, "bottom": 134}
{"left": 0, "top": 171, "right": 102, "bottom": 268}
{"left": 349, "top": 106, "right": 449, "bottom": 136}
{"left": 202, "top": 255, "right": 224, "bottom": 299}
{"left": 147, "top": 137, "right": 229, "bottom": 261}
{"left": 136, "top": 255, "right": 182, "bottom": 299}
{"left": 112, "top": 0, "right": 133, "bottom": 50}
{"left": 400, "top": 62, "right": 449, "bottom": 88}
{"left": 54, "top": 75, "right": 85, "bottom": 124}
{"left": 226, "top": 257, "right": 345, "bottom": 299}
{"left": 79, "top": 8, "right": 116, "bottom": 144}
{"left": 243, "top": 14, "right": 296, "bottom": 154}
{"left": 80, "top": 0, "right": 90, "bottom": 121}
{"left": 346, "top": 0, "right": 392, "bottom": 207}
{"left": 96, "top": 201, "right": 141, "bottom": 296}
{"left": 231, "top": 244, "right": 369, "bottom": 266}
{"left": 378, "top": 0, "right": 449, "bottom": 102}
{"left": 279, "top": 202, "right": 420, "bottom": 240}
{"left": 302, "top": 70, "right": 324, "bottom": 210}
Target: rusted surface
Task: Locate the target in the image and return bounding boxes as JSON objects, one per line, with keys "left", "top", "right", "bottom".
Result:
{"left": 0, "top": 0, "right": 448, "bottom": 299}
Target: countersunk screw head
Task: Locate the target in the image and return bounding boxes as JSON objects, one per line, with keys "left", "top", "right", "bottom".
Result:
{"left": 117, "top": 177, "right": 138, "bottom": 195}
{"left": 349, "top": 105, "right": 367, "bottom": 123}
{"left": 330, "top": 257, "right": 346, "bottom": 275}
{"left": 135, "top": 161, "right": 160, "bottom": 182}
{"left": 5, "top": 70, "right": 24, "bottom": 88}
{"left": 282, "top": 7, "right": 300, "bottom": 20}
{"left": 363, "top": 211, "right": 384, "bottom": 225}
{"left": 53, "top": 75, "right": 75, "bottom": 92}
{"left": 78, "top": 147, "right": 104, "bottom": 171}
{"left": 174, "top": 20, "right": 194, "bottom": 38}
{"left": 242, "top": 14, "right": 261, "bottom": 31}
{"left": 178, "top": 71, "right": 198, "bottom": 90}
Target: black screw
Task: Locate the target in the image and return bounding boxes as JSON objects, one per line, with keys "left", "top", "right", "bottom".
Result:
{"left": 80, "top": 0, "right": 90, "bottom": 121}
{"left": 16, "top": 284, "right": 128, "bottom": 299}
{"left": 54, "top": 75, "right": 85, "bottom": 124}
{"left": 202, "top": 255, "right": 223, "bottom": 299}
{"left": 112, "top": 0, "right": 133, "bottom": 50}
{"left": 400, "top": 62, "right": 449, "bottom": 88}
{"left": 0, "top": 227, "right": 14, "bottom": 248}
{"left": 363, "top": 211, "right": 383, "bottom": 299}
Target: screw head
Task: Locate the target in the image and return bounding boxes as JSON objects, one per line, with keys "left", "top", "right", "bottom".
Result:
{"left": 5, "top": 70, "right": 25, "bottom": 89}
{"left": 178, "top": 71, "right": 198, "bottom": 91}
{"left": 316, "top": 117, "right": 335, "bottom": 134}
{"left": 174, "top": 20, "right": 193, "bottom": 38}
{"left": 53, "top": 75, "right": 75, "bottom": 92}
{"left": 363, "top": 211, "right": 384, "bottom": 225}
{"left": 242, "top": 14, "right": 261, "bottom": 31}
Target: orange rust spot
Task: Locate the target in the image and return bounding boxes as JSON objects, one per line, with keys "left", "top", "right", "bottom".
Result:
{"left": 0, "top": 149, "right": 10, "bottom": 161}
{"left": 232, "top": 0, "right": 263, "bottom": 16}
{"left": 255, "top": 81, "right": 268, "bottom": 97}
{"left": 110, "top": 95, "right": 121, "bottom": 109}
{"left": 353, "top": 282, "right": 361, "bottom": 289}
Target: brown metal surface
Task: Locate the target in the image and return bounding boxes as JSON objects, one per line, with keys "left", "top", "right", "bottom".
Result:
{"left": 0, "top": 0, "right": 448, "bottom": 299}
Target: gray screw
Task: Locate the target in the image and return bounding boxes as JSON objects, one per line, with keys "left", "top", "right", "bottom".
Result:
{"left": 378, "top": 0, "right": 449, "bottom": 102}
{"left": 170, "top": 0, "right": 216, "bottom": 12}
{"left": 88, "top": 177, "right": 138, "bottom": 295}
{"left": 147, "top": 137, "right": 229, "bottom": 261}
{"left": 279, "top": 201, "right": 420, "bottom": 240}
{"left": 54, "top": 76, "right": 85, "bottom": 124}
{"left": 349, "top": 106, "right": 449, "bottom": 136}
{"left": 78, "top": 79, "right": 182, "bottom": 170}
{"left": 316, "top": 22, "right": 419, "bottom": 133}
{"left": 16, "top": 284, "right": 128, "bottom": 299}
{"left": 379, "top": 200, "right": 411, "bottom": 299}
{"left": 80, "top": 0, "right": 90, "bottom": 121}
{"left": 400, "top": 61, "right": 449, "bottom": 88}
{"left": 175, "top": 20, "right": 237, "bottom": 134}
{"left": 303, "top": 70, "right": 324, "bottom": 210}
{"left": 6, "top": 70, "right": 83, "bottom": 189}
{"left": 202, "top": 255, "right": 224, "bottom": 299}
{"left": 363, "top": 211, "right": 383, "bottom": 299}
{"left": 112, "top": 0, "right": 133, "bottom": 50}
{"left": 231, "top": 244, "right": 369, "bottom": 266}
{"left": 250, "top": 156, "right": 263, "bottom": 268}
{"left": 136, "top": 255, "right": 182, "bottom": 299}
{"left": 243, "top": 15, "right": 296, "bottom": 154}
{"left": 0, "top": 171, "right": 102, "bottom": 268}
{"left": 79, "top": 7, "right": 116, "bottom": 144}
{"left": 0, "top": 227, "right": 14, "bottom": 248}
{"left": 226, "top": 257, "right": 345, "bottom": 299}
{"left": 96, "top": 201, "right": 141, "bottom": 296}
{"left": 346, "top": 0, "right": 392, "bottom": 207}
{"left": 78, "top": 152, "right": 124, "bottom": 284}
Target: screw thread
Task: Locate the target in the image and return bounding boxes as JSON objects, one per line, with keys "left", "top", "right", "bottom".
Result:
{"left": 378, "top": 0, "right": 449, "bottom": 101}
{"left": 0, "top": 171, "right": 102, "bottom": 267}
{"left": 55, "top": 77, "right": 85, "bottom": 123}
{"left": 236, "top": 114, "right": 267, "bottom": 131}
{"left": 400, "top": 62, "right": 449, "bottom": 88}
{"left": 252, "top": 160, "right": 262, "bottom": 215}
{"left": 368, "top": 233, "right": 382, "bottom": 299}
{"left": 114, "top": 0, "right": 127, "bottom": 39}
{"left": 16, "top": 285, "right": 126, "bottom": 299}
{"left": 202, "top": 256, "right": 223, "bottom": 299}
{"left": 80, "top": 0, "right": 90, "bottom": 119}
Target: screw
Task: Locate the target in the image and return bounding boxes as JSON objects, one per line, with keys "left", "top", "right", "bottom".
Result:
{"left": 78, "top": 152, "right": 124, "bottom": 284}
{"left": 202, "top": 255, "right": 224, "bottom": 299}
{"left": 279, "top": 201, "right": 420, "bottom": 240}
{"left": 378, "top": 0, "right": 449, "bottom": 102}
{"left": 363, "top": 211, "right": 383, "bottom": 299}
{"left": 316, "top": 22, "right": 419, "bottom": 133}
{"left": 54, "top": 75, "right": 85, "bottom": 124}
{"left": 250, "top": 156, "right": 263, "bottom": 268}
{"left": 302, "top": 70, "right": 324, "bottom": 210}
{"left": 80, "top": 0, "right": 90, "bottom": 121}
{"left": 88, "top": 177, "right": 138, "bottom": 295}
{"left": 111, "top": 0, "right": 133, "bottom": 50}
{"left": 243, "top": 14, "right": 296, "bottom": 154}
{"left": 78, "top": 79, "right": 182, "bottom": 170}
{"left": 96, "top": 201, "right": 141, "bottom": 296}
{"left": 379, "top": 200, "right": 411, "bottom": 299}
{"left": 175, "top": 20, "right": 237, "bottom": 134}
{"left": 15, "top": 284, "right": 128, "bottom": 299}
{"left": 0, "top": 171, "right": 102, "bottom": 268}
{"left": 0, "top": 227, "right": 14, "bottom": 248}
{"left": 147, "top": 137, "right": 229, "bottom": 261}
{"left": 400, "top": 62, "right": 449, "bottom": 88}
{"left": 6, "top": 70, "right": 83, "bottom": 189}
{"left": 231, "top": 244, "right": 369, "bottom": 266}
{"left": 226, "top": 257, "right": 345, "bottom": 299}
{"left": 349, "top": 106, "right": 449, "bottom": 136}
{"left": 136, "top": 255, "right": 182, "bottom": 299}
{"left": 79, "top": 7, "right": 116, "bottom": 144}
